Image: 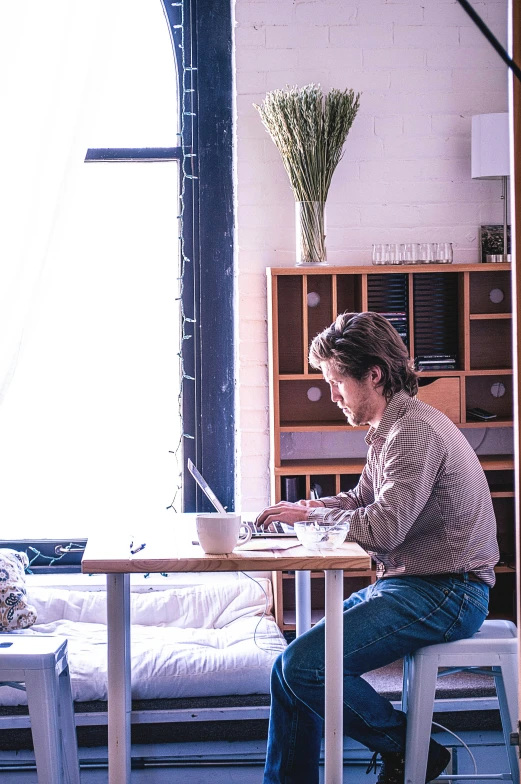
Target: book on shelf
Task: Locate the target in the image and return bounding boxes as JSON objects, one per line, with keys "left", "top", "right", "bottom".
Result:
{"left": 380, "top": 313, "right": 408, "bottom": 342}
{"left": 283, "top": 477, "right": 300, "bottom": 503}
{"left": 416, "top": 354, "right": 456, "bottom": 360}
{"left": 417, "top": 360, "right": 456, "bottom": 366}
{"left": 415, "top": 354, "right": 457, "bottom": 371}
{"left": 417, "top": 363, "right": 457, "bottom": 372}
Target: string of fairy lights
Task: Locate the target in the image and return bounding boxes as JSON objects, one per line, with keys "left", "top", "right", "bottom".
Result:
{"left": 167, "top": 0, "right": 197, "bottom": 513}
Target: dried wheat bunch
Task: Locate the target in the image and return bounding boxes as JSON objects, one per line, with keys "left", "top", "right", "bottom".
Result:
{"left": 254, "top": 84, "right": 360, "bottom": 202}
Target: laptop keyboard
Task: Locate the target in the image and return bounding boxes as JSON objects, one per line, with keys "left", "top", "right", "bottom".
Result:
{"left": 245, "top": 520, "right": 293, "bottom": 536}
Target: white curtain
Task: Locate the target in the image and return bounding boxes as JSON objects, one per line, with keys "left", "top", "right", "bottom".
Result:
{"left": 0, "top": 0, "right": 117, "bottom": 404}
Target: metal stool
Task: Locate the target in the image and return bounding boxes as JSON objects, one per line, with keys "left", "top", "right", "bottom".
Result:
{"left": 0, "top": 635, "right": 80, "bottom": 784}
{"left": 402, "top": 619, "right": 519, "bottom": 783}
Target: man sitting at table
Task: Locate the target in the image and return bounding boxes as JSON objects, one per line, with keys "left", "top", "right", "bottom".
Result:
{"left": 256, "top": 310, "right": 498, "bottom": 784}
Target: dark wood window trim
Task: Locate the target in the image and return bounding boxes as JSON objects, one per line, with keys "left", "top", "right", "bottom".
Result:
{"left": 164, "top": 0, "right": 235, "bottom": 512}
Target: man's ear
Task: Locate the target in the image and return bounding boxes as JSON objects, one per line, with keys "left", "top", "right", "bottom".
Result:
{"left": 369, "top": 366, "right": 383, "bottom": 386}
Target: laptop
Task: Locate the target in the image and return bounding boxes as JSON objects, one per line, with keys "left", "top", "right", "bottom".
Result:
{"left": 187, "top": 459, "right": 296, "bottom": 537}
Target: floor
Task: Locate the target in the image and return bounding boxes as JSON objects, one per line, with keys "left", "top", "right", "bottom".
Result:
{"left": 0, "top": 730, "right": 512, "bottom": 783}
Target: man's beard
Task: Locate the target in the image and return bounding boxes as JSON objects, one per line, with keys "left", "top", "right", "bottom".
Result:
{"left": 342, "top": 404, "right": 368, "bottom": 427}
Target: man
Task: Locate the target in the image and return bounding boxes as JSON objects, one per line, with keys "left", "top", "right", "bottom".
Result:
{"left": 257, "top": 311, "right": 498, "bottom": 784}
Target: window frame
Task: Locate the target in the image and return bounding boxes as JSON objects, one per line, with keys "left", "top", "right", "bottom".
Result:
{"left": 164, "top": 0, "right": 235, "bottom": 513}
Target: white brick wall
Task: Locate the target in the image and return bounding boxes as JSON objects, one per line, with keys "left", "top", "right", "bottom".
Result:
{"left": 234, "top": 0, "right": 509, "bottom": 510}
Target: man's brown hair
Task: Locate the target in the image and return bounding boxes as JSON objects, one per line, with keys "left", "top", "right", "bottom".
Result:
{"left": 309, "top": 311, "right": 418, "bottom": 401}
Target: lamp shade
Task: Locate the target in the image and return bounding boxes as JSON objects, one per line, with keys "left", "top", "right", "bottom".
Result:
{"left": 471, "top": 112, "right": 510, "bottom": 179}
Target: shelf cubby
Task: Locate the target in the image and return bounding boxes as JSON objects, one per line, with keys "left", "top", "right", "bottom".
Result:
{"left": 336, "top": 274, "right": 364, "bottom": 316}
{"left": 279, "top": 379, "right": 344, "bottom": 425}
{"left": 413, "top": 272, "right": 460, "bottom": 364}
{"left": 494, "top": 496, "right": 515, "bottom": 563}
{"left": 305, "top": 275, "right": 334, "bottom": 373}
{"left": 465, "top": 374, "right": 513, "bottom": 423}
{"left": 276, "top": 275, "right": 304, "bottom": 374}
{"left": 470, "top": 270, "right": 512, "bottom": 315}
{"left": 469, "top": 318, "right": 512, "bottom": 370}
{"left": 309, "top": 474, "right": 337, "bottom": 498}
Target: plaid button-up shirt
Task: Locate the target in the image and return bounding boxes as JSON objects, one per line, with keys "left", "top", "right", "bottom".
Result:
{"left": 308, "top": 390, "right": 499, "bottom": 586}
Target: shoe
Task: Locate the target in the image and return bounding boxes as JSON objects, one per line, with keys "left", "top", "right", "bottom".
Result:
{"left": 365, "top": 738, "right": 451, "bottom": 783}
{"left": 366, "top": 751, "right": 405, "bottom": 784}
{"left": 425, "top": 738, "right": 451, "bottom": 782}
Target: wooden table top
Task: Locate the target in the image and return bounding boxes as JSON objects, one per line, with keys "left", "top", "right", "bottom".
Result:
{"left": 82, "top": 531, "right": 370, "bottom": 574}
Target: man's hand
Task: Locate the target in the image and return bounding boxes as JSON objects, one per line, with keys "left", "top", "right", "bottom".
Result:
{"left": 256, "top": 501, "right": 318, "bottom": 530}
{"left": 297, "top": 499, "right": 326, "bottom": 508}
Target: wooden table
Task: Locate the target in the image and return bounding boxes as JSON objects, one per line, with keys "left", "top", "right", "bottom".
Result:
{"left": 82, "top": 519, "right": 370, "bottom": 784}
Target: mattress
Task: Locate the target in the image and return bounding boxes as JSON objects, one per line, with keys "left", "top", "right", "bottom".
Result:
{"left": 0, "top": 576, "right": 286, "bottom": 705}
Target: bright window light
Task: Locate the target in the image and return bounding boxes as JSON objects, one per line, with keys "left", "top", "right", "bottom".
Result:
{"left": 0, "top": 1, "right": 180, "bottom": 538}
{"left": 89, "top": 0, "right": 178, "bottom": 146}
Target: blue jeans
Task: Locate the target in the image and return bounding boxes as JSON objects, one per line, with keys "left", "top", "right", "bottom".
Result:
{"left": 263, "top": 574, "right": 489, "bottom": 784}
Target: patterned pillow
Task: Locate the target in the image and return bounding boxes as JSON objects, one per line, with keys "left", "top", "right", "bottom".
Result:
{"left": 0, "top": 549, "right": 37, "bottom": 631}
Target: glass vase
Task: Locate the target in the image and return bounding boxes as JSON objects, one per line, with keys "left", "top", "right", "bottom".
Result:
{"left": 295, "top": 201, "right": 327, "bottom": 265}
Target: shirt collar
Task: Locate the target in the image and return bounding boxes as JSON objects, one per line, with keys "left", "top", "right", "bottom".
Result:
{"left": 365, "top": 389, "right": 411, "bottom": 444}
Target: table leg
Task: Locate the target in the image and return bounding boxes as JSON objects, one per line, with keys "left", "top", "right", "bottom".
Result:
{"left": 324, "top": 569, "right": 344, "bottom": 784}
{"left": 295, "top": 570, "right": 311, "bottom": 637}
{"left": 107, "top": 573, "right": 131, "bottom": 784}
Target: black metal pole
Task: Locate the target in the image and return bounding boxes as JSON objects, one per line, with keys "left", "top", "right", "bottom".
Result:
{"left": 455, "top": 0, "right": 521, "bottom": 83}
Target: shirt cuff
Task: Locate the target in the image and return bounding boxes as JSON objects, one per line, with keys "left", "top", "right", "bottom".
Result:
{"left": 308, "top": 506, "right": 355, "bottom": 526}
{"left": 307, "top": 507, "right": 330, "bottom": 523}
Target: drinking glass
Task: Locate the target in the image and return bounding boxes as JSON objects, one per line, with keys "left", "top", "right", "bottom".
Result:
{"left": 387, "top": 243, "right": 401, "bottom": 265}
{"left": 435, "top": 242, "right": 453, "bottom": 264}
{"left": 372, "top": 244, "right": 387, "bottom": 265}
{"left": 419, "top": 242, "right": 436, "bottom": 263}
{"left": 403, "top": 242, "right": 420, "bottom": 264}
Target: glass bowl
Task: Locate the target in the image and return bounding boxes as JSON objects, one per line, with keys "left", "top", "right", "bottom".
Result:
{"left": 293, "top": 521, "right": 349, "bottom": 551}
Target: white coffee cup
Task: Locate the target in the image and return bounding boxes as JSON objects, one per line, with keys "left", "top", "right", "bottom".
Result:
{"left": 195, "top": 513, "right": 252, "bottom": 554}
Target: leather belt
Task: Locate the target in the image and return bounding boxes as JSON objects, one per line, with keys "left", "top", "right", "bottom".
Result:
{"left": 377, "top": 572, "right": 484, "bottom": 584}
{"left": 436, "top": 572, "right": 484, "bottom": 584}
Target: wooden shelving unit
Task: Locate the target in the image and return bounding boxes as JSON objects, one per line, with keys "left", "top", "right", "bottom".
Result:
{"left": 267, "top": 264, "right": 515, "bottom": 630}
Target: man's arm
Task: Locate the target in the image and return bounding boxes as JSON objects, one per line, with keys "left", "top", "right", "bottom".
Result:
{"left": 255, "top": 461, "right": 374, "bottom": 529}
{"left": 329, "top": 420, "right": 445, "bottom": 552}
{"left": 289, "top": 419, "right": 446, "bottom": 556}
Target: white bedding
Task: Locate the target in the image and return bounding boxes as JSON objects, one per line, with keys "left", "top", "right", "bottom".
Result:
{"left": 0, "top": 577, "right": 286, "bottom": 705}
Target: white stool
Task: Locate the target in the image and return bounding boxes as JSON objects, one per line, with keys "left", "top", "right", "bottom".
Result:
{"left": 0, "top": 635, "right": 80, "bottom": 784}
{"left": 401, "top": 619, "right": 519, "bottom": 783}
